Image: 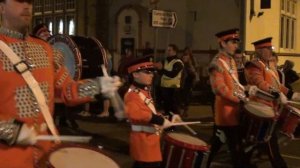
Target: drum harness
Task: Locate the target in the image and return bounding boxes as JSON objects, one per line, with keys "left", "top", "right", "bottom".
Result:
{"left": 0, "top": 41, "right": 59, "bottom": 141}
{"left": 129, "top": 87, "right": 161, "bottom": 135}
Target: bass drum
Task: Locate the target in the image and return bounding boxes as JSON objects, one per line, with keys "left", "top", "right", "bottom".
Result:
{"left": 48, "top": 34, "right": 108, "bottom": 80}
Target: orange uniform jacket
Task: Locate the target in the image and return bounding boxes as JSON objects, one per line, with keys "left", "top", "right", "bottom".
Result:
{"left": 0, "top": 28, "right": 97, "bottom": 168}
{"left": 125, "top": 86, "right": 162, "bottom": 162}
{"left": 209, "top": 52, "right": 242, "bottom": 126}
{"left": 245, "top": 59, "right": 290, "bottom": 108}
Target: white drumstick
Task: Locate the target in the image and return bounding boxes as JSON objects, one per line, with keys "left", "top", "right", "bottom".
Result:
{"left": 287, "top": 100, "right": 300, "bottom": 106}
{"left": 170, "top": 112, "right": 197, "bottom": 135}
{"left": 169, "top": 121, "right": 201, "bottom": 127}
{"left": 36, "top": 135, "right": 92, "bottom": 143}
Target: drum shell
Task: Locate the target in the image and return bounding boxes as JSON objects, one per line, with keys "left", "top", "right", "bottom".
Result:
{"left": 240, "top": 101, "right": 276, "bottom": 143}
{"left": 279, "top": 106, "right": 300, "bottom": 138}
{"left": 163, "top": 133, "right": 209, "bottom": 168}
{"left": 48, "top": 34, "right": 108, "bottom": 80}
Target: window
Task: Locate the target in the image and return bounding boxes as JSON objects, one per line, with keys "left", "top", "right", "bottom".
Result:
{"left": 280, "top": 0, "right": 296, "bottom": 50}
{"left": 33, "top": 0, "right": 43, "bottom": 14}
{"left": 44, "top": 0, "right": 53, "bottom": 12}
{"left": 33, "top": 0, "right": 76, "bottom": 35}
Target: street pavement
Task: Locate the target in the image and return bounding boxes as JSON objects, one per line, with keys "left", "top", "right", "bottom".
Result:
{"left": 56, "top": 105, "right": 300, "bottom": 168}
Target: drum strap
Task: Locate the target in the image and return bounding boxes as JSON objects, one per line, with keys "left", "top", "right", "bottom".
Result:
{"left": 0, "top": 40, "right": 59, "bottom": 142}
{"left": 218, "top": 58, "right": 245, "bottom": 91}
{"left": 258, "top": 61, "right": 281, "bottom": 87}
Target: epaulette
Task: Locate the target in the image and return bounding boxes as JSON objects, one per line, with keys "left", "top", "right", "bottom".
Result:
{"left": 208, "top": 54, "right": 223, "bottom": 73}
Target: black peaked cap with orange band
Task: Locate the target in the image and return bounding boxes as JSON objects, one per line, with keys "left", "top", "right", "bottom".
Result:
{"left": 252, "top": 37, "right": 273, "bottom": 50}
{"left": 215, "top": 28, "right": 240, "bottom": 42}
{"left": 127, "top": 56, "right": 155, "bottom": 74}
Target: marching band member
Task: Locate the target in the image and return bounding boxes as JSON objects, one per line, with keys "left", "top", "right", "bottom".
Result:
{"left": 124, "top": 56, "right": 179, "bottom": 168}
{"left": 207, "top": 28, "right": 249, "bottom": 168}
{"left": 244, "top": 37, "right": 299, "bottom": 168}
{"left": 0, "top": 0, "right": 121, "bottom": 167}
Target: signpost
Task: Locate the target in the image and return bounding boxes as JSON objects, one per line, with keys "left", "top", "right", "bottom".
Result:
{"left": 151, "top": 9, "right": 177, "bottom": 28}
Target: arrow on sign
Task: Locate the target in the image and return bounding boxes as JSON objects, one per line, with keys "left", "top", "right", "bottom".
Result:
{"left": 171, "top": 12, "right": 177, "bottom": 28}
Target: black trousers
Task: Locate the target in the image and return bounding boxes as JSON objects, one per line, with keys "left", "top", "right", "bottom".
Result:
{"left": 160, "top": 87, "right": 180, "bottom": 116}
{"left": 206, "top": 126, "right": 249, "bottom": 168}
{"left": 246, "top": 132, "right": 287, "bottom": 168}
{"left": 132, "top": 161, "right": 162, "bottom": 168}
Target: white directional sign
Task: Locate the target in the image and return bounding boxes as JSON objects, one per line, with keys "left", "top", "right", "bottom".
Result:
{"left": 151, "top": 10, "right": 177, "bottom": 28}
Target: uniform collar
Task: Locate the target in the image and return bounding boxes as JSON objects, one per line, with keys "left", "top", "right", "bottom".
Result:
{"left": 133, "top": 81, "right": 150, "bottom": 91}
{"left": 0, "top": 27, "right": 28, "bottom": 40}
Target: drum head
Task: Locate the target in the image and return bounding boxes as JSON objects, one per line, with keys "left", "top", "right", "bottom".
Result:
{"left": 49, "top": 35, "right": 108, "bottom": 80}
{"left": 48, "top": 146, "right": 119, "bottom": 168}
{"left": 244, "top": 101, "right": 275, "bottom": 118}
{"left": 48, "top": 34, "right": 82, "bottom": 80}
{"left": 165, "top": 133, "right": 208, "bottom": 151}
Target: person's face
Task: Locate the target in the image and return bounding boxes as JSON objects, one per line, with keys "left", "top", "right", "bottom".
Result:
{"left": 0, "top": 0, "right": 33, "bottom": 34}
{"left": 182, "top": 55, "right": 189, "bottom": 63}
{"left": 222, "top": 39, "right": 239, "bottom": 56}
{"left": 257, "top": 47, "right": 273, "bottom": 62}
{"left": 166, "top": 46, "right": 176, "bottom": 57}
{"left": 133, "top": 70, "right": 154, "bottom": 85}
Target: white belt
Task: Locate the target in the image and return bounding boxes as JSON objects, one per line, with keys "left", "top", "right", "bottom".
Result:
{"left": 131, "top": 125, "right": 157, "bottom": 134}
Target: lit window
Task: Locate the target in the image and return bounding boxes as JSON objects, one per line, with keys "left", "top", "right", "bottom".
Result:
{"left": 280, "top": 0, "right": 296, "bottom": 50}
{"left": 33, "top": 0, "right": 76, "bottom": 35}
{"left": 59, "top": 19, "right": 64, "bottom": 34}
{"left": 48, "top": 22, "right": 53, "bottom": 34}
{"left": 69, "top": 19, "right": 75, "bottom": 35}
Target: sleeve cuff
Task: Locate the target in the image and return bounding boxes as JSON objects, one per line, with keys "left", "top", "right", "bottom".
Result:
{"left": 149, "top": 114, "right": 165, "bottom": 125}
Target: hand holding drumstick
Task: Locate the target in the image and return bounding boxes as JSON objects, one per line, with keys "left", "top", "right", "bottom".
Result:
{"left": 170, "top": 112, "right": 199, "bottom": 135}
{"left": 100, "top": 65, "right": 125, "bottom": 120}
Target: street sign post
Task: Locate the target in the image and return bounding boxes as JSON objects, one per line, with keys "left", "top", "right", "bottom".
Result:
{"left": 151, "top": 10, "right": 177, "bottom": 28}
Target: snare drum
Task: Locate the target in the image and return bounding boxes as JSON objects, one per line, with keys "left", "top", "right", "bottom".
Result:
{"left": 279, "top": 105, "right": 300, "bottom": 138}
{"left": 240, "top": 101, "right": 276, "bottom": 143}
{"left": 163, "top": 133, "right": 209, "bottom": 168}
{"left": 48, "top": 35, "right": 108, "bottom": 80}
{"left": 39, "top": 144, "right": 119, "bottom": 168}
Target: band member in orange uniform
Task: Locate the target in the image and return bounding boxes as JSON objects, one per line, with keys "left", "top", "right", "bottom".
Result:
{"left": 0, "top": 0, "right": 121, "bottom": 167}
{"left": 244, "top": 37, "right": 300, "bottom": 168}
{"left": 207, "top": 28, "right": 249, "bottom": 168}
{"left": 125, "top": 56, "right": 177, "bottom": 168}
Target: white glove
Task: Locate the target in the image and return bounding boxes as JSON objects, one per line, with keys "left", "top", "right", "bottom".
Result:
{"left": 171, "top": 114, "right": 182, "bottom": 123}
{"left": 99, "top": 76, "right": 122, "bottom": 98}
{"left": 247, "top": 85, "right": 258, "bottom": 96}
{"left": 292, "top": 92, "right": 300, "bottom": 101}
{"left": 16, "top": 124, "right": 37, "bottom": 145}
{"left": 279, "top": 92, "right": 288, "bottom": 104}
{"left": 161, "top": 119, "right": 172, "bottom": 129}
{"left": 216, "top": 129, "right": 226, "bottom": 143}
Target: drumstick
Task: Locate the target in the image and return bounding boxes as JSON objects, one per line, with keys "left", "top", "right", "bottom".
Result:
{"left": 169, "top": 121, "right": 201, "bottom": 127}
{"left": 36, "top": 135, "right": 92, "bottom": 143}
{"left": 100, "top": 65, "right": 126, "bottom": 120}
{"left": 170, "top": 112, "right": 197, "bottom": 135}
{"left": 287, "top": 100, "right": 300, "bottom": 106}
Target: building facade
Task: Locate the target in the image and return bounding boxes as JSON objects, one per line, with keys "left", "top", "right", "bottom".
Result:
{"left": 31, "top": 0, "right": 300, "bottom": 71}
